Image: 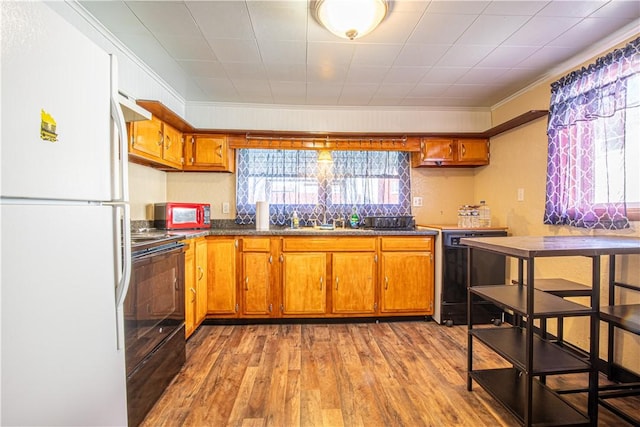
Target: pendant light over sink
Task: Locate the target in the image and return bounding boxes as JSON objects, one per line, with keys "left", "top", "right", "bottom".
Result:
{"left": 314, "top": 0, "right": 388, "bottom": 40}
{"left": 317, "top": 150, "right": 333, "bottom": 163}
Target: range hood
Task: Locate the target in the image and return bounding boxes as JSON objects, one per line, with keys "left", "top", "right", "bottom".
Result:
{"left": 118, "top": 92, "right": 151, "bottom": 122}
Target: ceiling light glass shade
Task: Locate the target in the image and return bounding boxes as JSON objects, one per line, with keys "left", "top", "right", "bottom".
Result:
{"left": 315, "top": 0, "right": 388, "bottom": 40}
{"left": 317, "top": 150, "right": 333, "bottom": 163}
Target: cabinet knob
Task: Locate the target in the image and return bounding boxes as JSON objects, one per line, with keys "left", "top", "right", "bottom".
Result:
{"left": 335, "top": 277, "right": 339, "bottom": 291}
{"left": 245, "top": 276, "right": 249, "bottom": 291}
{"left": 385, "top": 276, "right": 389, "bottom": 290}
{"left": 197, "top": 266, "right": 204, "bottom": 281}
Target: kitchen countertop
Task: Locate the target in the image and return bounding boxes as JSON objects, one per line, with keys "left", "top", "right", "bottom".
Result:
{"left": 159, "top": 225, "right": 438, "bottom": 240}
{"left": 422, "top": 224, "right": 509, "bottom": 231}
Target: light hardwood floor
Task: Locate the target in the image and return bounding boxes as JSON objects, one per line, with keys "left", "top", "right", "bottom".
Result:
{"left": 141, "top": 321, "right": 637, "bottom": 427}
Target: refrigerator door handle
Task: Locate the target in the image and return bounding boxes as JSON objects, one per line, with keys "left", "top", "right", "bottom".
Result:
{"left": 116, "top": 203, "right": 131, "bottom": 350}
{"left": 110, "top": 86, "right": 130, "bottom": 204}
{"left": 109, "top": 56, "right": 132, "bottom": 349}
{"left": 103, "top": 201, "right": 131, "bottom": 349}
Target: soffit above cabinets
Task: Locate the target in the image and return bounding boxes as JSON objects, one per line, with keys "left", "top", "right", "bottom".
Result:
{"left": 78, "top": 1, "right": 640, "bottom": 109}
{"left": 137, "top": 100, "right": 547, "bottom": 149}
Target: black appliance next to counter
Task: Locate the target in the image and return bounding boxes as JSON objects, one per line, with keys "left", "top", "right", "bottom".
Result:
{"left": 126, "top": 237, "right": 186, "bottom": 426}
{"left": 441, "top": 229, "right": 507, "bottom": 326}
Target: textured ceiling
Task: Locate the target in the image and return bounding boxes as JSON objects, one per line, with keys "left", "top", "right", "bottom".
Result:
{"left": 80, "top": 0, "right": 640, "bottom": 108}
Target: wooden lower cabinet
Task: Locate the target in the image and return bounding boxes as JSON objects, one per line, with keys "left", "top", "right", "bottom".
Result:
{"left": 204, "top": 234, "right": 434, "bottom": 320}
{"left": 207, "top": 238, "right": 238, "bottom": 316}
{"left": 240, "top": 237, "right": 274, "bottom": 316}
{"left": 380, "top": 252, "right": 433, "bottom": 313}
{"left": 331, "top": 252, "right": 376, "bottom": 314}
{"left": 194, "top": 238, "right": 208, "bottom": 324}
{"left": 184, "top": 237, "right": 208, "bottom": 338}
{"left": 183, "top": 239, "right": 196, "bottom": 337}
{"left": 379, "top": 237, "right": 434, "bottom": 314}
{"left": 281, "top": 252, "right": 327, "bottom": 315}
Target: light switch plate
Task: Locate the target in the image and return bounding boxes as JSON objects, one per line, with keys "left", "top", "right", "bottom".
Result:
{"left": 413, "top": 196, "right": 423, "bottom": 207}
{"left": 517, "top": 188, "right": 525, "bottom": 201}
{"left": 222, "top": 202, "right": 230, "bottom": 214}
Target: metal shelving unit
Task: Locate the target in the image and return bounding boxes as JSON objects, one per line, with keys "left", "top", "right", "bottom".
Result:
{"left": 462, "top": 235, "right": 640, "bottom": 427}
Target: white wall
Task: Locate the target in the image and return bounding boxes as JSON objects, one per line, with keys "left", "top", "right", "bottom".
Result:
{"left": 186, "top": 102, "right": 491, "bottom": 133}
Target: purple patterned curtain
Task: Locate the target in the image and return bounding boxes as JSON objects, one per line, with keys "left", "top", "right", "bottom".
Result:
{"left": 544, "top": 37, "right": 640, "bottom": 229}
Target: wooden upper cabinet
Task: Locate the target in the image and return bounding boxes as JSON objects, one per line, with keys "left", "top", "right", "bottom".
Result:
{"left": 162, "top": 122, "right": 184, "bottom": 168}
{"left": 128, "top": 116, "right": 183, "bottom": 169}
{"left": 128, "top": 116, "right": 163, "bottom": 159}
{"left": 419, "top": 138, "right": 455, "bottom": 163}
{"left": 183, "top": 134, "right": 234, "bottom": 172}
{"left": 457, "top": 138, "right": 489, "bottom": 163}
{"left": 412, "top": 138, "right": 489, "bottom": 167}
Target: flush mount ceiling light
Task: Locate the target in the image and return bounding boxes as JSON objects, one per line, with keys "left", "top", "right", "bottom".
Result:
{"left": 314, "top": 0, "right": 388, "bottom": 40}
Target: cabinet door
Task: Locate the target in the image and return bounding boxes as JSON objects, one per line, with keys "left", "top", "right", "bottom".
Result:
{"left": 421, "top": 138, "right": 455, "bottom": 163}
{"left": 282, "top": 253, "right": 326, "bottom": 315}
{"left": 184, "top": 135, "right": 231, "bottom": 171}
{"left": 183, "top": 240, "right": 196, "bottom": 338}
{"left": 332, "top": 252, "right": 376, "bottom": 314}
{"left": 162, "top": 122, "right": 183, "bottom": 169}
{"left": 129, "top": 116, "right": 163, "bottom": 159}
{"left": 242, "top": 252, "right": 271, "bottom": 315}
{"left": 456, "top": 138, "right": 489, "bottom": 163}
{"left": 194, "top": 238, "right": 208, "bottom": 325}
{"left": 207, "top": 238, "right": 237, "bottom": 315}
{"left": 380, "top": 251, "right": 433, "bottom": 313}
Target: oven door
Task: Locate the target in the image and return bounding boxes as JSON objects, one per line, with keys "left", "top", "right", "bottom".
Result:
{"left": 124, "top": 244, "right": 185, "bottom": 375}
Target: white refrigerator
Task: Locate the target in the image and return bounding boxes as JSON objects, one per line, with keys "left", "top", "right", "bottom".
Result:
{"left": 1, "top": 2, "right": 136, "bottom": 425}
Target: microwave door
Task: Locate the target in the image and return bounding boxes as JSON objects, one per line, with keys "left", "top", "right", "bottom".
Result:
{"left": 173, "top": 207, "right": 197, "bottom": 225}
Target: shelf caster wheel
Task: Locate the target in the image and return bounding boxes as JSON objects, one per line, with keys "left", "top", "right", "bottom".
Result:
{"left": 444, "top": 319, "right": 454, "bottom": 327}
{"left": 492, "top": 318, "right": 502, "bottom": 326}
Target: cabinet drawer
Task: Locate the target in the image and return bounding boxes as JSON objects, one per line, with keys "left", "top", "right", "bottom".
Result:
{"left": 380, "top": 236, "right": 432, "bottom": 251}
{"left": 242, "top": 237, "right": 271, "bottom": 252}
{"left": 282, "top": 237, "right": 376, "bottom": 252}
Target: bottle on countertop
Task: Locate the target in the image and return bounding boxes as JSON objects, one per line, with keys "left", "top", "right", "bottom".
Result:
{"left": 349, "top": 206, "right": 360, "bottom": 228}
{"left": 479, "top": 200, "right": 491, "bottom": 227}
{"left": 291, "top": 210, "right": 299, "bottom": 229}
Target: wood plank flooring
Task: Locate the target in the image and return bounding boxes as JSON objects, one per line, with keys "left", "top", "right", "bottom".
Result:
{"left": 141, "top": 321, "right": 638, "bottom": 427}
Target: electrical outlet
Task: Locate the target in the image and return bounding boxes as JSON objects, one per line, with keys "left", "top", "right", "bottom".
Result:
{"left": 413, "top": 196, "right": 423, "bottom": 207}
{"left": 222, "top": 202, "right": 230, "bottom": 214}
{"left": 517, "top": 188, "right": 525, "bottom": 202}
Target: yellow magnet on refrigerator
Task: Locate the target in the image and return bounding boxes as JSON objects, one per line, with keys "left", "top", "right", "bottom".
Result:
{"left": 40, "top": 109, "right": 57, "bottom": 142}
